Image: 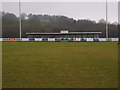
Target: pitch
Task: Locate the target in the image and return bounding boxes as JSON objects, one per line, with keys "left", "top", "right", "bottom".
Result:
{"left": 2, "top": 42, "right": 118, "bottom": 88}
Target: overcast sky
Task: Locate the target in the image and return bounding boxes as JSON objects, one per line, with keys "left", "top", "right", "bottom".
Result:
{"left": 2, "top": 2, "right": 118, "bottom": 23}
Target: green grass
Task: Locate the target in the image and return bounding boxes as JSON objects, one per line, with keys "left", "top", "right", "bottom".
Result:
{"left": 2, "top": 42, "right": 118, "bottom": 88}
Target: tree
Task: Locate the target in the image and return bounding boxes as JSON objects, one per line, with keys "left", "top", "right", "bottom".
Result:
{"left": 2, "top": 12, "right": 118, "bottom": 38}
{"left": 98, "top": 19, "right": 106, "bottom": 24}
{"left": 2, "top": 12, "right": 19, "bottom": 38}
{"left": 20, "top": 13, "right": 27, "bottom": 20}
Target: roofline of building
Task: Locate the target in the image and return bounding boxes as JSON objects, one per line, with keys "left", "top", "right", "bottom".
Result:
{"left": 26, "top": 32, "right": 102, "bottom": 35}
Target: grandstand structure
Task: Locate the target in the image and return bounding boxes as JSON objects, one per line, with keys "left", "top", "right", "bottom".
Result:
{"left": 1, "top": 30, "right": 119, "bottom": 41}
{"left": 26, "top": 30, "right": 102, "bottom": 38}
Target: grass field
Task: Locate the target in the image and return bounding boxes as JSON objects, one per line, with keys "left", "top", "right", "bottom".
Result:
{"left": 2, "top": 42, "right": 118, "bottom": 88}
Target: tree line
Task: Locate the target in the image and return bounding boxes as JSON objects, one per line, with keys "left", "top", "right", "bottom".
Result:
{"left": 2, "top": 12, "right": 118, "bottom": 38}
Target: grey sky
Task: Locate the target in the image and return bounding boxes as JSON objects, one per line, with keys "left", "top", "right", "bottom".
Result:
{"left": 2, "top": 2, "right": 118, "bottom": 23}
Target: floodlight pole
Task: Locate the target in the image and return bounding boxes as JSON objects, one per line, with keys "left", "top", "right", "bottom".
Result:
{"left": 106, "top": 0, "right": 108, "bottom": 40}
{"left": 19, "top": 0, "right": 21, "bottom": 39}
